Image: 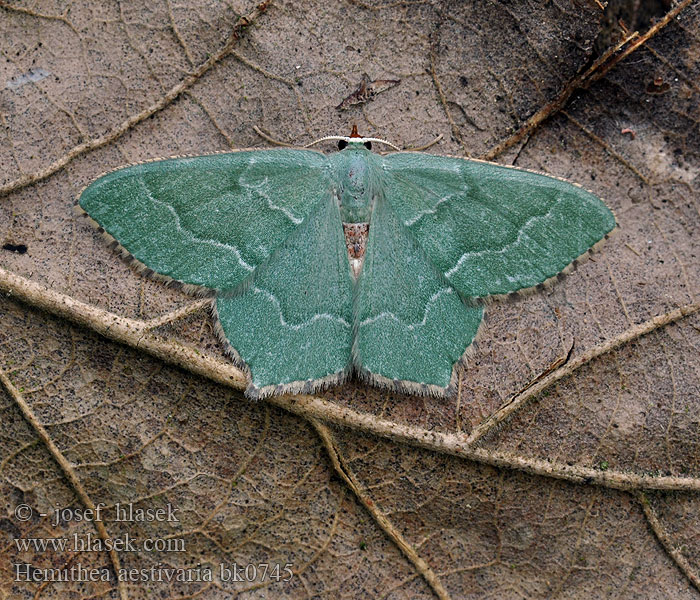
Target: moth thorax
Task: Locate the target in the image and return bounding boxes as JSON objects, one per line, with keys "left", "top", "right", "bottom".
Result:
{"left": 343, "top": 222, "right": 369, "bottom": 278}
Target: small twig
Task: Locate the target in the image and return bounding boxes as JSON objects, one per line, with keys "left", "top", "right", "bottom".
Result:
{"left": 229, "top": 48, "right": 295, "bottom": 86}
{"left": 589, "top": 0, "right": 695, "bottom": 84}
{"left": 142, "top": 298, "right": 213, "bottom": 330}
{"left": 165, "top": 0, "right": 195, "bottom": 66}
{"left": 467, "top": 302, "right": 700, "bottom": 445}
{"left": 0, "top": 368, "right": 129, "bottom": 600}
{"left": 252, "top": 125, "right": 297, "bottom": 147}
{"left": 482, "top": 0, "right": 694, "bottom": 161}
{"left": 429, "top": 53, "right": 468, "bottom": 155}
{"left": 405, "top": 134, "right": 444, "bottom": 152}
{"left": 637, "top": 491, "right": 700, "bottom": 592}
{"left": 481, "top": 30, "right": 637, "bottom": 161}
{"left": 312, "top": 420, "right": 451, "bottom": 600}
{"left": 466, "top": 339, "right": 573, "bottom": 444}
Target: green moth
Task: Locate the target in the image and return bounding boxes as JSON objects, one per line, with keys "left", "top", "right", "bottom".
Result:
{"left": 77, "top": 127, "right": 616, "bottom": 398}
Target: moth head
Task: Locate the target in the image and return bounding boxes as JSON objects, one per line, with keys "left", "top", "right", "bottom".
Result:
{"left": 306, "top": 130, "right": 400, "bottom": 152}
{"left": 349, "top": 124, "right": 372, "bottom": 150}
{"left": 337, "top": 139, "right": 371, "bottom": 151}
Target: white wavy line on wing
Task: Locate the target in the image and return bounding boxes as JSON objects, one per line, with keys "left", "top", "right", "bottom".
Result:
{"left": 239, "top": 161, "right": 304, "bottom": 225}
{"left": 253, "top": 286, "right": 351, "bottom": 330}
{"left": 444, "top": 203, "right": 557, "bottom": 278}
{"left": 140, "top": 180, "right": 255, "bottom": 272}
{"left": 404, "top": 193, "right": 456, "bottom": 227}
{"left": 359, "top": 288, "right": 453, "bottom": 330}
{"left": 252, "top": 179, "right": 304, "bottom": 225}
{"left": 387, "top": 169, "right": 462, "bottom": 228}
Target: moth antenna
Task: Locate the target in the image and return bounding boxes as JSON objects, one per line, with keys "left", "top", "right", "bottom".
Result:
{"left": 360, "top": 137, "right": 401, "bottom": 151}
{"left": 305, "top": 136, "right": 349, "bottom": 148}
{"left": 305, "top": 136, "right": 401, "bottom": 151}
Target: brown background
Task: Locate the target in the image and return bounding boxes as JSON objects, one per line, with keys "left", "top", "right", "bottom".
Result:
{"left": 1, "top": 0, "right": 699, "bottom": 597}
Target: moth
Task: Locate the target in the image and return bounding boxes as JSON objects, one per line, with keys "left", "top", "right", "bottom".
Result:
{"left": 77, "top": 127, "right": 616, "bottom": 398}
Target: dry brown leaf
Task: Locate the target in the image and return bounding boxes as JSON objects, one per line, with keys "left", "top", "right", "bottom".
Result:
{"left": 1, "top": 0, "right": 699, "bottom": 598}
